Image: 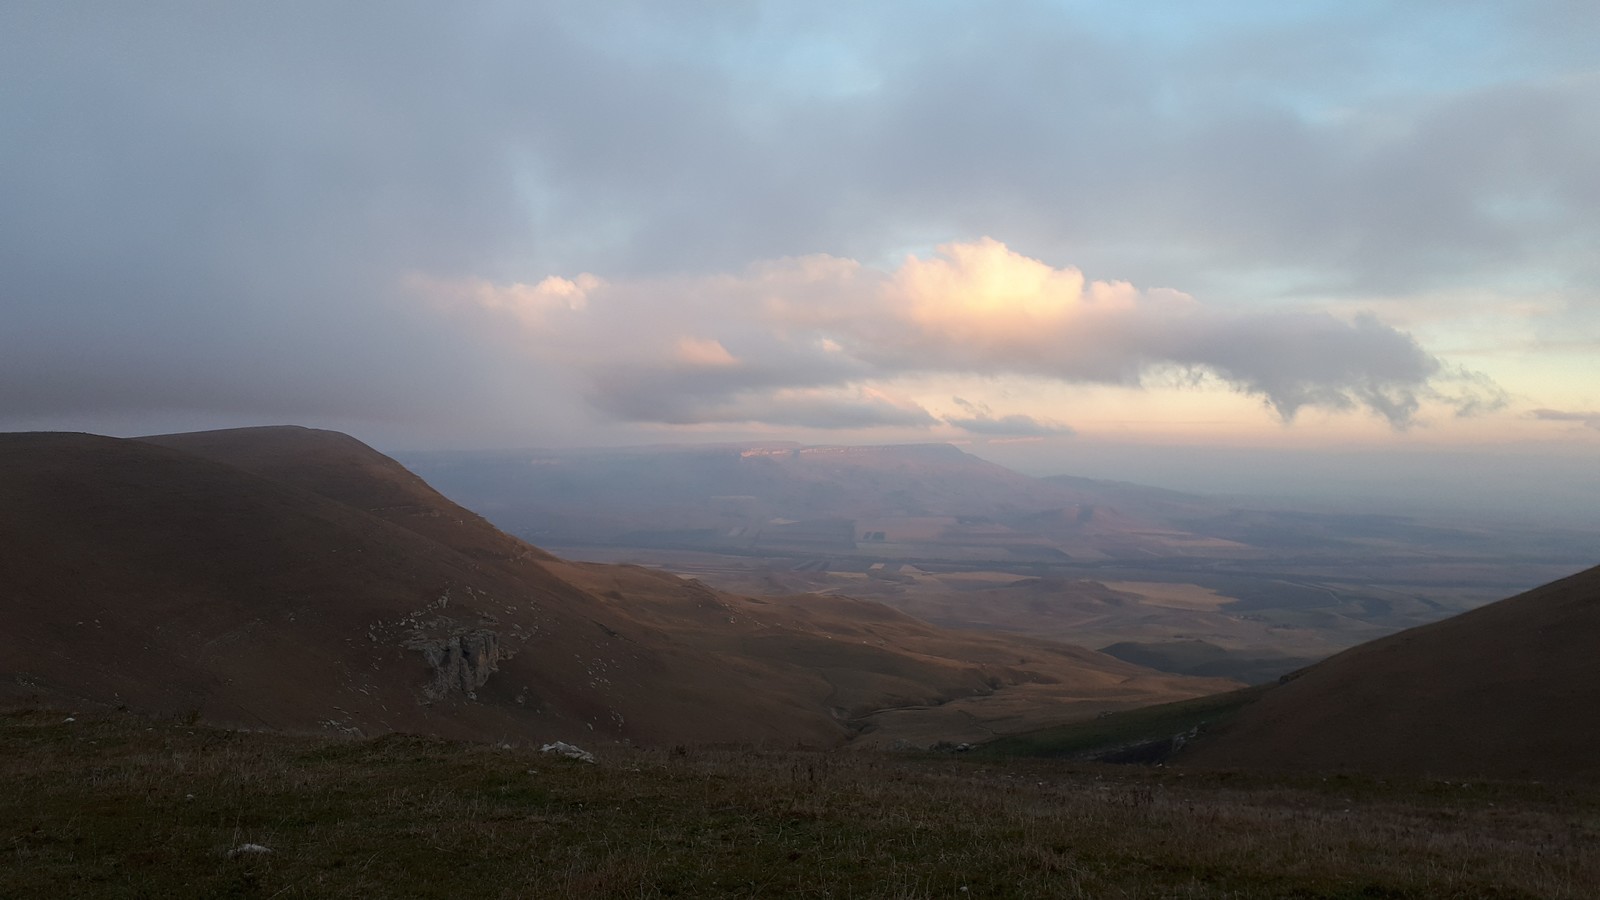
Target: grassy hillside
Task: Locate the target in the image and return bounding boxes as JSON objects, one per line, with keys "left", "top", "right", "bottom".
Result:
{"left": 6, "top": 707, "right": 1597, "bottom": 898}
{"left": 986, "top": 562, "right": 1600, "bottom": 783}
{"left": 0, "top": 427, "right": 1231, "bottom": 750}
{"left": 1179, "top": 563, "right": 1600, "bottom": 781}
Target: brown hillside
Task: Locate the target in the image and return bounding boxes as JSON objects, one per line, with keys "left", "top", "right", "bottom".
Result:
{"left": 142, "top": 425, "right": 555, "bottom": 564}
{"left": 0, "top": 429, "right": 1230, "bottom": 748}
{"left": 543, "top": 558, "right": 1235, "bottom": 747}
{"left": 0, "top": 431, "right": 790, "bottom": 745}
{"left": 1180, "top": 564, "right": 1600, "bottom": 780}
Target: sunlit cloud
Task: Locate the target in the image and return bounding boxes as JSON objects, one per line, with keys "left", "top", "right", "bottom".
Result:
{"left": 423, "top": 238, "right": 1484, "bottom": 431}
{"left": 407, "top": 273, "right": 600, "bottom": 329}
{"left": 675, "top": 337, "right": 739, "bottom": 368}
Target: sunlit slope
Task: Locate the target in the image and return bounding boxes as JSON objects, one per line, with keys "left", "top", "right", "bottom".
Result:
{"left": 1181, "top": 563, "right": 1600, "bottom": 780}
{"left": 0, "top": 428, "right": 1231, "bottom": 748}
{"left": 545, "top": 558, "right": 1239, "bottom": 746}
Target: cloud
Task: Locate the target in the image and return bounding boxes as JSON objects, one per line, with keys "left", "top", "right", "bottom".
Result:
{"left": 1433, "top": 366, "right": 1510, "bottom": 419}
{"left": 435, "top": 238, "right": 1471, "bottom": 430}
{"left": 0, "top": 3, "right": 1580, "bottom": 443}
{"left": 407, "top": 274, "right": 600, "bottom": 328}
{"left": 945, "top": 397, "right": 1074, "bottom": 436}
{"left": 947, "top": 413, "right": 1073, "bottom": 437}
{"left": 1531, "top": 408, "right": 1600, "bottom": 430}
{"left": 675, "top": 337, "right": 739, "bottom": 368}
{"left": 591, "top": 382, "right": 938, "bottom": 430}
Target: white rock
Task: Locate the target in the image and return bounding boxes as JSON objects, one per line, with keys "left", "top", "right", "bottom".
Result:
{"left": 539, "top": 741, "right": 596, "bottom": 764}
{"left": 228, "top": 843, "right": 273, "bottom": 858}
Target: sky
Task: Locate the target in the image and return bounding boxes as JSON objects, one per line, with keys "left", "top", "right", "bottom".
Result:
{"left": 3, "top": 2, "right": 1598, "bottom": 515}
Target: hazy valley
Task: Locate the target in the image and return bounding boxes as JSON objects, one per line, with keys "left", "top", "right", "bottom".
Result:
{"left": 404, "top": 442, "right": 1599, "bottom": 684}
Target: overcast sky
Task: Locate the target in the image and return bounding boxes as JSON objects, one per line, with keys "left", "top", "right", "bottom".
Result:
{"left": 3, "top": 2, "right": 1597, "bottom": 511}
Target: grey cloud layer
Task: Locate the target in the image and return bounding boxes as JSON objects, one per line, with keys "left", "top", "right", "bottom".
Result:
{"left": 457, "top": 240, "right": 1473, "bottom": 430}
{"left": 0, "top": 2, "right": 1589, "bottom": 437}
{"left": 947, "top": 399, "right": 1073, "bottom": 437}
{"left": 1532, "top": 409, "right": 1600, "bottom": 430}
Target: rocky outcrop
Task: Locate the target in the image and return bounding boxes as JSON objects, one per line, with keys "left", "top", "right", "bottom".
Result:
{"left": 539, "top": 741, "right": 596, "bottom": 763}
{"left": 407, "top": 629, "right": 504, "bottom": 701}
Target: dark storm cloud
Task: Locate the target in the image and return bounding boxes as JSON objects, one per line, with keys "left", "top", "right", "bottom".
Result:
{"left": 0, "top": 2, "right": 1588, "bottom": 439}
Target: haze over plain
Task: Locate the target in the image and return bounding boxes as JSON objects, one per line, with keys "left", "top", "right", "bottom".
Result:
{"left": 3, "top": 2, "right": 1598, "bottom": 516}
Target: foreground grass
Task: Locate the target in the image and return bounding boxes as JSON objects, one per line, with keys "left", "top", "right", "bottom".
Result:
{"left": 5, "top": 709, "right": 1599, "bottom": 898}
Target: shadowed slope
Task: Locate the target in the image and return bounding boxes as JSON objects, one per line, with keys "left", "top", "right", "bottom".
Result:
{"left": 1180, "top": 564, "right": 1600, "bottom": 780}
{"left": 142, "top": 425, "right": 556, "bottom": 564}
{"left": 0, "top": 431, "right": 824, "bottom": 745}
{"left": 1, "top": 428, "right": 1231, "bottom": 748}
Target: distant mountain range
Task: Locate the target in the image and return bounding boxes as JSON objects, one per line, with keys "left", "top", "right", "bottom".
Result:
{"left": 401, "top": 441, "right": 1598, "bottom": 682}
{"left": 404, "top": 442, "right": 1596, "bottom": 570}
{"left": 402, "top": 442, "right": 1221, "bottom": 562}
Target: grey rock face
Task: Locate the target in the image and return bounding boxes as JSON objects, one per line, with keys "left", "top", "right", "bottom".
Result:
{"left": 407, "top": 629, "right": 503, "bottom": 700}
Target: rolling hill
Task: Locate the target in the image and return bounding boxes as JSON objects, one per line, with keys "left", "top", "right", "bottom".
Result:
{"left": 1176, "top": 563, "right": 1600, "bottom": 780}
{"left": 0, "top": 427, "right": 1231, "bottom": 748}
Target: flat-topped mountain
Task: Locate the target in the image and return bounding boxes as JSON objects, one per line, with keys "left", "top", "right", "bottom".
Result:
{"left": 1179, "top": 563, "right": 1600, "bottom": 780}
{"left": 0, "top": 427, "right": 1230, "bottom": 747}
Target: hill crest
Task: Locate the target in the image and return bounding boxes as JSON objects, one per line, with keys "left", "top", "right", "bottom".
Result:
{"left": 1178, "top": 562, "right": 1600, "bottom": 780}
{"left": 0, "top": 427, "right": 1232, "bottom": 748}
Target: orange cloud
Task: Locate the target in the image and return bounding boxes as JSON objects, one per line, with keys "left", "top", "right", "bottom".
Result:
{"left": 891, "top": 237, "right": 1141, "bottom": 340}
{"left": 675, "top": 337, "right": 739, "bottom": 368}
{"left": 427, "top": 239, "right": 1477, "bottom": 431}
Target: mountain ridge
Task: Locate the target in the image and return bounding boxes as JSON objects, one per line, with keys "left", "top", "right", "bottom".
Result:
{"left": 0, "top": 427, "right": 1232, "bottom": 748}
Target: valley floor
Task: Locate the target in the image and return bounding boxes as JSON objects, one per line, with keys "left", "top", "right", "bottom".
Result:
{"left": 5, "top": 708, "right": 1598, "bottom": 898}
